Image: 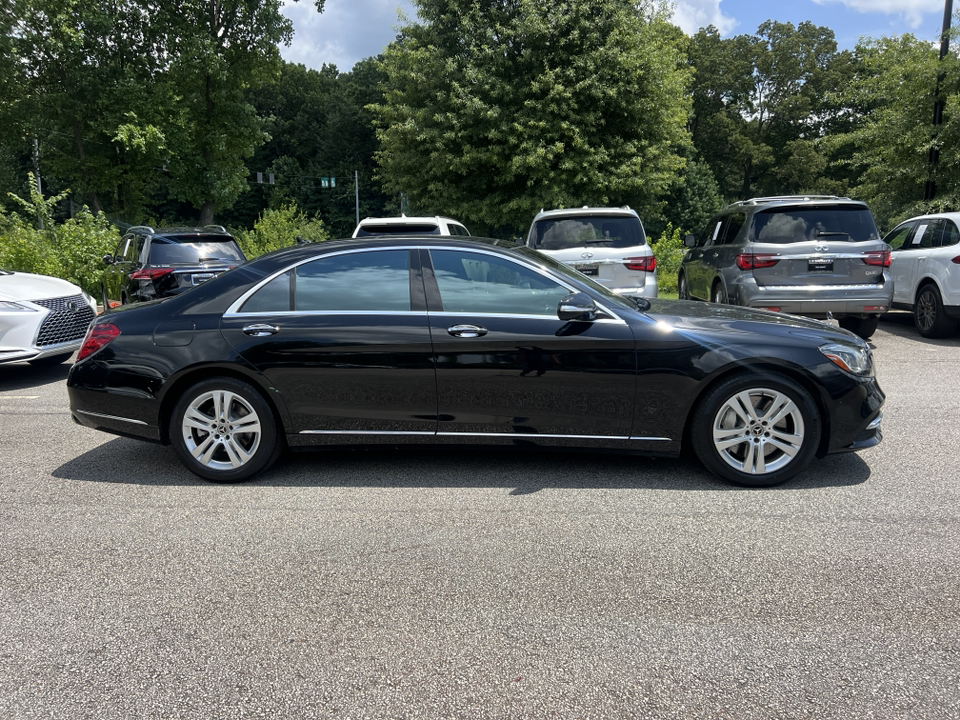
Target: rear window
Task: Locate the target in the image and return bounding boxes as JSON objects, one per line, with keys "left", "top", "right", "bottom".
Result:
{"left": 750, "top": 207, "right": 880, "bottom": 244}
{"left": 148, "top": 236, "right": 246, "bottom": 264}
{"left": 529, "top": 215, "right": 646, "bottom": 250}
{"left": 355, "top": 223, "right": 440, "bottom": 236}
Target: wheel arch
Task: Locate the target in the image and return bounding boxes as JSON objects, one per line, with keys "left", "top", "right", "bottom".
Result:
{"left": 914, "top": 274, "right": 945, "bottom": 303}
{"left": 680, "top": 360, "right": 832, "bottom": 459}
{"left": 157, "top": 364, "right": 290, "bottom": 446}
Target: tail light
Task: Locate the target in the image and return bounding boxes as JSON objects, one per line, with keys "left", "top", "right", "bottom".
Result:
{"left": 736, "top": 253, "right": 779, "bottom": 270}
{"left": 76, "top": 323, "right": 121, "bottom": 362}
{"left": 624, "top": 256, "right": 656, "bottom": 272}
{"left": 862, "top": 250, "right": 891, "bottom": 268}
{"left": 952, "top": 256, "right": 960, "bottom": 264}
{"left": 131, "top": 267, "right": 175, "bottom": 280}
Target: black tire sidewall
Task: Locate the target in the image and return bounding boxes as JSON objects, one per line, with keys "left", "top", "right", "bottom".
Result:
{"left": 691, "top": 372, "right": 820, "bottom": 487}
{"left": 170, "top": 377, "right": 280, "bottom": 483}
{"left": 915, "top": 286, "right": 956, "bottom": 338}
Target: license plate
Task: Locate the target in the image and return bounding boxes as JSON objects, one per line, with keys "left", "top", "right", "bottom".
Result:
{"left": 192, "top": 273, "right": 216, "bottom": 285}
{"left": 573, "top": 262, "right": 599, "bottom": 276}
{"left": 808, "top": 260, "right": 834, "bottom": 273}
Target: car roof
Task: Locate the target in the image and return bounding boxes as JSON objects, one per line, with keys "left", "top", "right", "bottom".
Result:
{"left": 892, "top": 212, "right": 960, "bottom": 224}
{"left": 724, "top": 196, "right": 868, "bottom": 211}
{"left": 356, "top": 216, "right": 463, "bottom": 225}
{"left": 532, "top": 206, "right": 640, "bottom": 221}
{"left": 126, "top": 225, "right": 235, "bottom": 237}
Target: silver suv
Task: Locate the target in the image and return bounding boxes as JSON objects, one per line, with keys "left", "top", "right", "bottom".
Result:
{"left": 679, "top": 196, "right": 892, "bottom": 339}
{"left": 524, "top": 206, "right": 657, "bottom": 298}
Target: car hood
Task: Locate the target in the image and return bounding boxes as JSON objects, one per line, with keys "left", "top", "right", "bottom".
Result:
{"left": 0, "top": 271, "right": 83, "bottom": 302}
{"left": 643, "top": 298, "right": 860, "bottom": 342}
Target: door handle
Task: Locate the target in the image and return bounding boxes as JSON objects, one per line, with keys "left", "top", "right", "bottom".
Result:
{"left": 243, "top": 324, "right": 280, "bottom": 336}
{"left": 448, "top": 324, "right": 487, "bottom": 338}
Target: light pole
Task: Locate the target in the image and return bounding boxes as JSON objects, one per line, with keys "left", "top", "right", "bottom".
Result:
{"left": 925, "top": 0, "right": 954, "bottom": 201}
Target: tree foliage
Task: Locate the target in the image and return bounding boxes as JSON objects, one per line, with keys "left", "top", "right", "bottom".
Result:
{"left": 373, "top": 0, "right": 692, "bottom": 235}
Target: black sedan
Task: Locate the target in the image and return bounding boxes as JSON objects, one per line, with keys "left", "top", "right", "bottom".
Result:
{"left": 67, "top": 237, "right": 884, "bottom": 487}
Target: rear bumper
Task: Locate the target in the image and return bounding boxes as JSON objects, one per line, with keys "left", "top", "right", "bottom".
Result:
{"left": 738, "top": 280, "right": 893, "bottom": 316}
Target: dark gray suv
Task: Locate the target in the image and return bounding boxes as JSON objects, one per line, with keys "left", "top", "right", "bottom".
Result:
{"left": 678, "top": 196, "right": 892, "bottom": 339}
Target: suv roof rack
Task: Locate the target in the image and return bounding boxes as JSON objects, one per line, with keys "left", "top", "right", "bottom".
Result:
{"left": 127, "top": 225, "right": 155, "bottom": 234}
{"left": 203, "top": 224, "right": 228, "bottom": 233}
{"left": 731, "top": 195, "right": 850, "bottom": 207}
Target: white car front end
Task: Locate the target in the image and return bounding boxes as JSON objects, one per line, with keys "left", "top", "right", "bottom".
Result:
{"left": 0, "top": 270, "right": 98, "bottom": 365}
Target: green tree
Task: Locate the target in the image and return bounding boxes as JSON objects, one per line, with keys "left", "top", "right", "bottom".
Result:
{"left": 373, "top": 0, "right": 692, "bottom": 235}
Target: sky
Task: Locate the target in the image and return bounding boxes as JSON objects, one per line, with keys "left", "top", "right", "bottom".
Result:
{"left": 279, "top": 0, "right": 955, "bottom": 73}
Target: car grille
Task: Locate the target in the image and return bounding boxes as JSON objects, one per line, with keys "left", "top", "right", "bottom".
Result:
{"left": 32, "top": 294, "right": 96, "bottom": 346}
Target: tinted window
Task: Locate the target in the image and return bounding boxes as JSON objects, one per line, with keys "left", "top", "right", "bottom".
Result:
{"left": 431, "top": 249, "right": 570, "bottom": 315}
{"left": 529, "top": 215, "right": 646, "bottom": 250}
{"left": 241, "top": 271, "right": 292, "bottom": 313}
{"left": 149, "top": 237, "right": 245, "bottom": 264}
{"left": 123, "top": 236, "right": 143, "bottom": 262}
{"left": 355, "top": 223, "right": 440, "bottom": 236}
{"left": 721, "top": 212, "right": 747, "bottom": 245}
{"left": 884, "top": 222, "right": 916, "bottom": 251}
{"left": 750, "top": 207, "right": 880, "bottom": 244}
{"left": 296, "top": 250, "right": 411, "bottom": 311}
{"left": 943, "top": 220, "right": 960, "bottom": 247}
{"left": 909, "top": 222, "right": 935, "bottom": 249}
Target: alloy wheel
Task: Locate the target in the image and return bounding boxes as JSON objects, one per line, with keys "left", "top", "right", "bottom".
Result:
{"left": 710, "top": 388, "right": 805, "bottom": 475}
{"left": 181, "top": 390, "right": 263, "bottom": 471}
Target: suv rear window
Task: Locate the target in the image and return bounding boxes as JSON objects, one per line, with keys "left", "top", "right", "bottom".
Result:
{"left": 355, "top": 223, "right": 440, "bottom": 236}
{"left": 751, "top": 207, "right": 880, "bottom": 244}
{"left": 149, "top": 236, "right": 246, "bottom": 264}
{"left": 529, "top": 215, "right": 646, "bottom": 250}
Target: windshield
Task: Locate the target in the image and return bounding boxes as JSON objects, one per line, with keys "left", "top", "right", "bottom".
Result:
{"left": 509, "top": 246, "right": 638, "bottom": 312}
{"left": 150, "top": 237, "right": 246, "bottom": 264}
{"left": 751, "top": 206, "right": 880, "bottom": 244}
{"left": 529, "top": 214, "right": 646, "bottom": 250}
{"left": 355, "top": 223, "right": 440, "bottom": 236}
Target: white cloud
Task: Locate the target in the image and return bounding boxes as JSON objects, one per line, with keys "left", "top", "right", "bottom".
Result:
{"left": 280, "top": 0, "right": 417, "bottom": 72}
{"left": 813, "top": 0, "right": 944, "bottom": 29}
{"left": 670, "top": 0, "right": 738, "bottom": 36}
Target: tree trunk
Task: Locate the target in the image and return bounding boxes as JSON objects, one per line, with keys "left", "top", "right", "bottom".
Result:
{"left": 199, "top": 201, "right": 215, "bottom": 226}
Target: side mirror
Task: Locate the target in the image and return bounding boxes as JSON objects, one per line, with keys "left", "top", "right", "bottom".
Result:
{"left": 102, "top": 254, "right": 114, "bottom": 265}
{"left": 558, "top": 292, "right": 598, "bottom": 322}
{"left": 684, "top": 234, "right": 696, "bottom": 248}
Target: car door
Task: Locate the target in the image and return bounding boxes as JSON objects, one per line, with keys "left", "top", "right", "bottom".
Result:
{"left": 892, "top": 219, "right": 938, "bottom": 305}
{"left": 422, "top": 247, "right": 637, "bottom": 439}
{"left": 219, "top": 247, "right": 438, "bottom": 436}
{"left": 686, "top": 216, "right": 723, "bottom": 300}
{"left": 103, "top": 234, "right": 142, "bottom": 307}
{"left": 885, "top": 220, "right": 919, "bottom": 305}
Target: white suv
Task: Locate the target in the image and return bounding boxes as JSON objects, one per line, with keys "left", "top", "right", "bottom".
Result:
{"left": 524, "top": 207, "right": 657, "bottom": 298}
{"left": 352, "top": 215, "right": 471, "bottom": 237}
{"left": 884, "top": 212, "right": 960, "bottom": 337}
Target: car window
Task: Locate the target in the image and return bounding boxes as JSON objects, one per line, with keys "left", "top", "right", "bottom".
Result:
{"left": 241, "top": 271, "right": 292, "bottom": 312}
{"left": 297, "top": 250, "right": 411, "bottom": 312}
{"left": 149, "top": 237, "right": 245, "bottom": 264}
{"left": 919, "top": 220, "right": 944, "bottom": 249}
{"left": 942, "top": 220, "right": 960, "bottom": 247}
{"left": 721, "top": 212, "right": 747, "bottom": 245}
{"left": 355, "top": 223, "right": 440, "bottom": 236}
{"left": 449, "top": 224, "right": 470, "bottom": 236}
{"left": 751, "top": 207, "right": 879, "bottom": 244}
{"left": 885, "top": 222, "right": 916, "bottom": 251}
{"left": 124, "top": 236, "right": 142, "bottom": 262}
{"left": 702, "top": 219, "right": 722, "bottom": 247}
{"left": 529, "top": 215, "right": 646, "bottom": 250}
{"left": 430, "top": 249, "right": 570, "bottom": 315}
{"left": 909, "top": 222, "right": 933, "bottom": 250}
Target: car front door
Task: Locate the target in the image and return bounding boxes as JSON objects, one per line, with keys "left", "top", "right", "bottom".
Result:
{"left": 219, "top": 247, "right": 438, "bottom": 437}
{"left": 687, "top": 216, "right": 724, "bottom": 300}
{"left": 885, "top": 221, "right": 918, "bottom": 305}
{"left": 422, "top": 247, "right": 637, "bottom": 440}
{"left": 893, "top": 219, "right": 938, "bottom": 305}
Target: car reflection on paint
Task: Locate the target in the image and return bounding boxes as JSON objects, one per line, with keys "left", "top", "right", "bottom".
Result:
{"left": 67, "top": 237, "right": 884, "bottom": 487}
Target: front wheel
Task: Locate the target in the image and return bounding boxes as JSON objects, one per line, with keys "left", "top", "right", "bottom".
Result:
{"left": 712, "top": 282, "right": 728, "bottom": 304}
{"left": 838, "top": 315, "right": 879, "bottom": 340}
{"left": 914, "top": 285, "right": 957, "bottom": 338}
{"left": 691, "top": 373, "right": 820, "bottom": 487}
{"left": 170, "top": 377, "right": 283, "bottom": 482}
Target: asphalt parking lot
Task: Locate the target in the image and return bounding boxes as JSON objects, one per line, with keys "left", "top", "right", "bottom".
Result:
{"left": 1, "top": 310, "right": 958, "bottom": 719}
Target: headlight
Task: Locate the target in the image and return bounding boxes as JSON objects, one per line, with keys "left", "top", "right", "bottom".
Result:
{"left": 0, "top": 301, "right": 39, "bottom": 313}
{"left": 820, "top": 342, "right": 873, "bottom": 376}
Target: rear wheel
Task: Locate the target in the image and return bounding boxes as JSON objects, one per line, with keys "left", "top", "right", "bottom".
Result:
{"left": 838, "top": 315, "right": 879, "bottom": 340}
{"left": 914, "top": 285, "right": 957, "bottom": 338}
{"left": 691, "top": 372, "right": 820, "bottom": 487}
{"left": 678, "top": 272, "right": 690, "bottom": 300}
{"left": 170, "top": 377, "right": 282, "bottom": 482}
{"left": 712, "top": 282, "right": 727, "bottom": 304}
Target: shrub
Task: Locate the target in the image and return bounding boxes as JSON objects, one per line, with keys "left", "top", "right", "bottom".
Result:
{"left": 236, "top": 203, "right": 330, "bottom": 259}
{"left": 652, "top": 223, "right": 685, "bottom": 295}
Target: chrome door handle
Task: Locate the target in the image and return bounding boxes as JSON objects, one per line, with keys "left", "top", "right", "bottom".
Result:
{"left": 448, "top": 324, "right": 487, "bottom": 338}
{"left": 243, "top": 324, "right": 280, "bottom": 336}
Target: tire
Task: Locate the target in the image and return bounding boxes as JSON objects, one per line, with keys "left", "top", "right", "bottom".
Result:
{"left": 678, "top": 272, "right": 690, "bottom": 300}
{"left": 170, "top": 377, "right": 283, "bottom": 483}
{"left": 914, "top": 285, "right": 958, "bottom": 339}
{"left": 691, "top": 372, "right": 821, "bottom": 487}
{"left": 838, "top": 315, "right": 879, "bottom": 340}
{"left": 712, "top": 282, "right": 727, "bottom": 304}
{"left": 28, "top": 352, "right": 72, "bottom": 367}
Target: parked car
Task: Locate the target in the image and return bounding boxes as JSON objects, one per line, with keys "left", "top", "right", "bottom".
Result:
{"left": 883, "top": 213, "right": 960, "bottom": 338}
{"left": 101, "top": 225, "right": 246, "bottom": 309}
{"left": 0, "top": 268, "right": 97, "bottom": 366}
{"left": 68, "top": 236, "right": 884, "bottom": 488}
{"left": 353, "top": 215, "right": 471, "bottom": 237}
{"left": 524, "top": 206, "right": 657, "bottom": 298}
{"left": 679, "top": 196, "right": 892, "bottom": 339}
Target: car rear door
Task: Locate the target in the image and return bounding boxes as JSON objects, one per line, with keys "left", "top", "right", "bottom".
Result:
{"left": 422, "top": 247, "right": 637, "bottom": 439}
{"left": 686, "top": 217, "right": 723, "bottom": 300}
{"left": 219, "top": 247, "right": 438, "bottom": 436}
{"left": 885, "top": 221, "right": 920, "bottom": 304}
